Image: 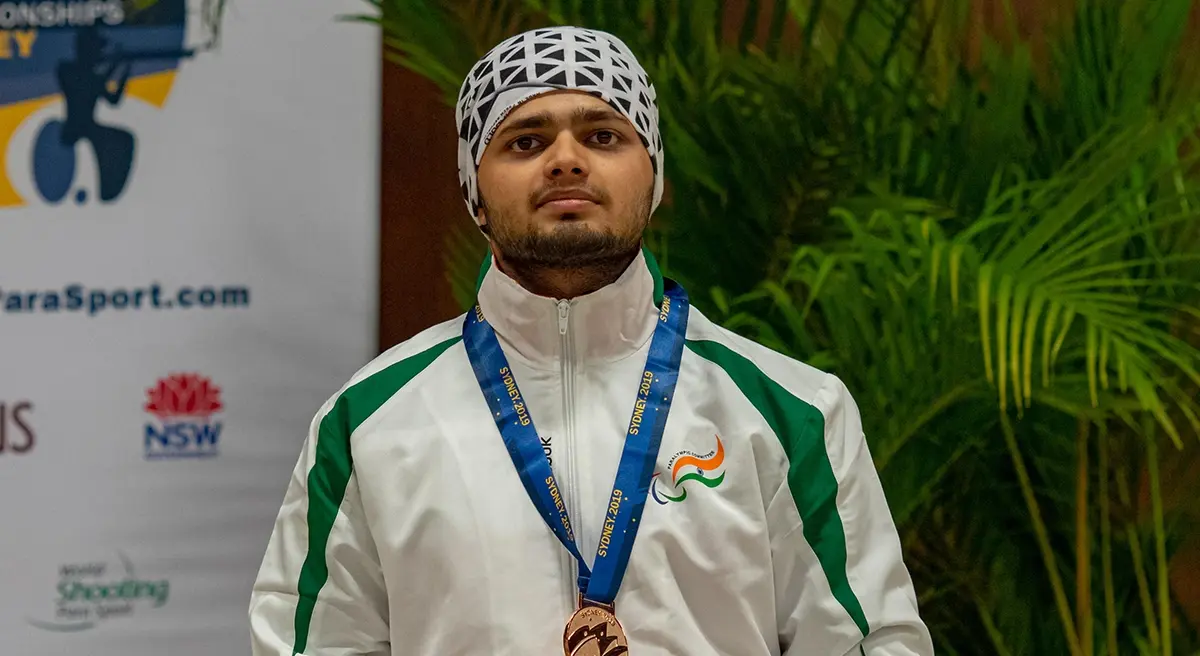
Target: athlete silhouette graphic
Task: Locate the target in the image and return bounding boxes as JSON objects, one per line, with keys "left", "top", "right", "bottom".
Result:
{"left": 33, "top": 26, "right": 135, "bottom": 204}
{"left": 31, "top": 26, "right": 197, "bottom": 205}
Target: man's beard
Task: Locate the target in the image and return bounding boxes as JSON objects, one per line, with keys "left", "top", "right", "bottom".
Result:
{"left": 481, "top": 186, "right": 652, "bottom": 297}
{"left": 484, "top": 190, "right": 651, "bottom": 270}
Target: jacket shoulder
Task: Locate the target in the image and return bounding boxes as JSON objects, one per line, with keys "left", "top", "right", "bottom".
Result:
{"left": 352, "top": 315, "right": 464, "bottom": 388}
{"left": 683, "top": 306, "right": 865, "bottom": 483}
{"left": 317, "top": 314, "right": 465, "bottom": 418}
{"left": 684, "top": 308, "right": 847, "bottom": 411}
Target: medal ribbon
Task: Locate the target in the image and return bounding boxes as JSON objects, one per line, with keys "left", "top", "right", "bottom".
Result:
{"left": 463, "top": 279, "right": 689, "bottom": 606}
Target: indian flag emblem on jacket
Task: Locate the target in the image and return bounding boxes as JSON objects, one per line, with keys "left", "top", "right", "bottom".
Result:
{"left": 651, "top": 435, "right": 725, "bottom": 504}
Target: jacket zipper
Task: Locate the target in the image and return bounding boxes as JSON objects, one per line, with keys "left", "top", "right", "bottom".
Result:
{"left": 557, "top": 299, "right": 578, "bottom": 612}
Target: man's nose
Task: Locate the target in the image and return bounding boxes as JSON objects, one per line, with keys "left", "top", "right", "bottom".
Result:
{"left": 543, "top": 134, "right": 589, "bottom": 181}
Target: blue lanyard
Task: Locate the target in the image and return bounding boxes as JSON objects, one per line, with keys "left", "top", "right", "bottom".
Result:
{"left": 463, "top": 279, "right": 690, "bottom": 606}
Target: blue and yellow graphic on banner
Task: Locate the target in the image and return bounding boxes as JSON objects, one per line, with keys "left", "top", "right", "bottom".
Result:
{"left": 0, "top": 0, "right": 192, "bottom": 208}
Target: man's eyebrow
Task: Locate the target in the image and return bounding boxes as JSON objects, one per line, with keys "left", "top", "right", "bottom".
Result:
{"left": 572, "top": 106, "right": 626, "bottom": 125}
{"left": 496, "top": 106, "right": 628, "bottom": 139}
{"left": 496, "top": 112, "right": 554, "bottom": 138}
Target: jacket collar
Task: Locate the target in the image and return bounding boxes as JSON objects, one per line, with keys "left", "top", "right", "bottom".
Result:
{"left": 475, "top": 247, "right": 665, "bottom": 368}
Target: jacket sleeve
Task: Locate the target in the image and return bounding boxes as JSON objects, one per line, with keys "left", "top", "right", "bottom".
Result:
{"left": 773, "top": 376, "right": 934, "bottom": 656}
{"left": 249, "top": 398, "right": 391, "bottom": 655}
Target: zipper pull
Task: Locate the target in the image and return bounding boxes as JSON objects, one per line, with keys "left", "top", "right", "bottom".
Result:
{"left": 557, "top": 300, "right": 570, "bottom": 335}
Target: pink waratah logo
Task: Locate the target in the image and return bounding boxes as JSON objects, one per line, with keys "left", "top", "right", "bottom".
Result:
{"left": 144, "top": 374, "right": 223, "bottom": 419}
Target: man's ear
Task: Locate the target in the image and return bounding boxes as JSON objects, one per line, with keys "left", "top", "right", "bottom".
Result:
{"left": 476, "top": 208, "right": 490, "bottom": 235}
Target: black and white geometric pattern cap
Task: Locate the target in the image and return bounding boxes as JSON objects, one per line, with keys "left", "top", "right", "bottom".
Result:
{"left": 455, "top": 26, "right": 663, "bottom": 224}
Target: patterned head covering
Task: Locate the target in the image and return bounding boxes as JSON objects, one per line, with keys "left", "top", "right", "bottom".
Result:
{"left": 455, "top": 26, "right": 663, "bottom": 224}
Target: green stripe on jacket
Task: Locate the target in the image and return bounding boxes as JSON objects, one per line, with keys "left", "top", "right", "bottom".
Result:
{"left": 292, "top": 336, "right": 461, "bottom": 654}
{"left": 685, "top": 338, "right": 870, "bottom": 638}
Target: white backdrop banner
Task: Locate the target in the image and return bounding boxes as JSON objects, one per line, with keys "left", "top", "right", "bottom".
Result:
{"left": 0, "top": 0, "right": 378, "bottom": 653}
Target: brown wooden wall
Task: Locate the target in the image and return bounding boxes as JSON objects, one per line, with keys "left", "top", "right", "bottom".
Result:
{"left": 378, "top": 61, "right": 462, "bottom": 352}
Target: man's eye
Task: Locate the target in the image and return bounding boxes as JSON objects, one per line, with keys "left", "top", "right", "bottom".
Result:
{"left": 590, "top": 130, "right": 619, "bottom": 145}
{"left": 511, "top": 136, "right": 542, "bottom": 152}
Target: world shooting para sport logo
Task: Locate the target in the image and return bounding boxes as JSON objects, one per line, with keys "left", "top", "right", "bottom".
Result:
{"left": 0, "top": 0, "right": 218, "bottom": 209}
{"left": 143, "top": 372, "right": 223, "bottom": 459}
{"left": 26, "top": 551, "right": 171, "bottom": 632}
{"left": 651, "top": 435, "right": 726, "bottom": 505}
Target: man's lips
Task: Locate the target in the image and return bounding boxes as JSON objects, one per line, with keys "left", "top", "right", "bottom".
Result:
{"left": 535, "top": 188, "right": 601, "bottom": 211}
{"left": 539, "top": 198, "right": 597, "bottom": 211}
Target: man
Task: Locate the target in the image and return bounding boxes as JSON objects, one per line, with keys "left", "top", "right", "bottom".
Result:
{"left": 250, "top": 26, "right": 933, "bottom": 656}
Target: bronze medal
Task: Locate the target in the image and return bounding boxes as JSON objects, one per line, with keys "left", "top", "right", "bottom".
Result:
{"left": 563, "top": 602, "right": 629, "bottom": 656}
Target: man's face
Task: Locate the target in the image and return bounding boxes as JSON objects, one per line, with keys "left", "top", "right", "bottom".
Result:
{"left": 475, "top": 90, "right": 654, "bottom": 269}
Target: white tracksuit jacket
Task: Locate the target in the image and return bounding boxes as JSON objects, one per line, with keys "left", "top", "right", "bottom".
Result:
{"left": 249, "top": 249, "right": 934, "bottom": 655}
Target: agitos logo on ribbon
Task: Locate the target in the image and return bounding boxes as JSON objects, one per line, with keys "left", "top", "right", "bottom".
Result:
{"left": 143, "top": 372, "right": 224, "bottom": 459}
{"left": 651, "top": 435, "right": 726, "bottom": 504}
{"left": 0, "top": 0, "right": 217, "bottom": 208}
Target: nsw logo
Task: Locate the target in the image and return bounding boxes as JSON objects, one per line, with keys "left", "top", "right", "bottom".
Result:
{"left": 651, "top": 435, "right": 726, "bottom": 505}
{"left": 143, "top": 372, "right": 223, "bottom": 460}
